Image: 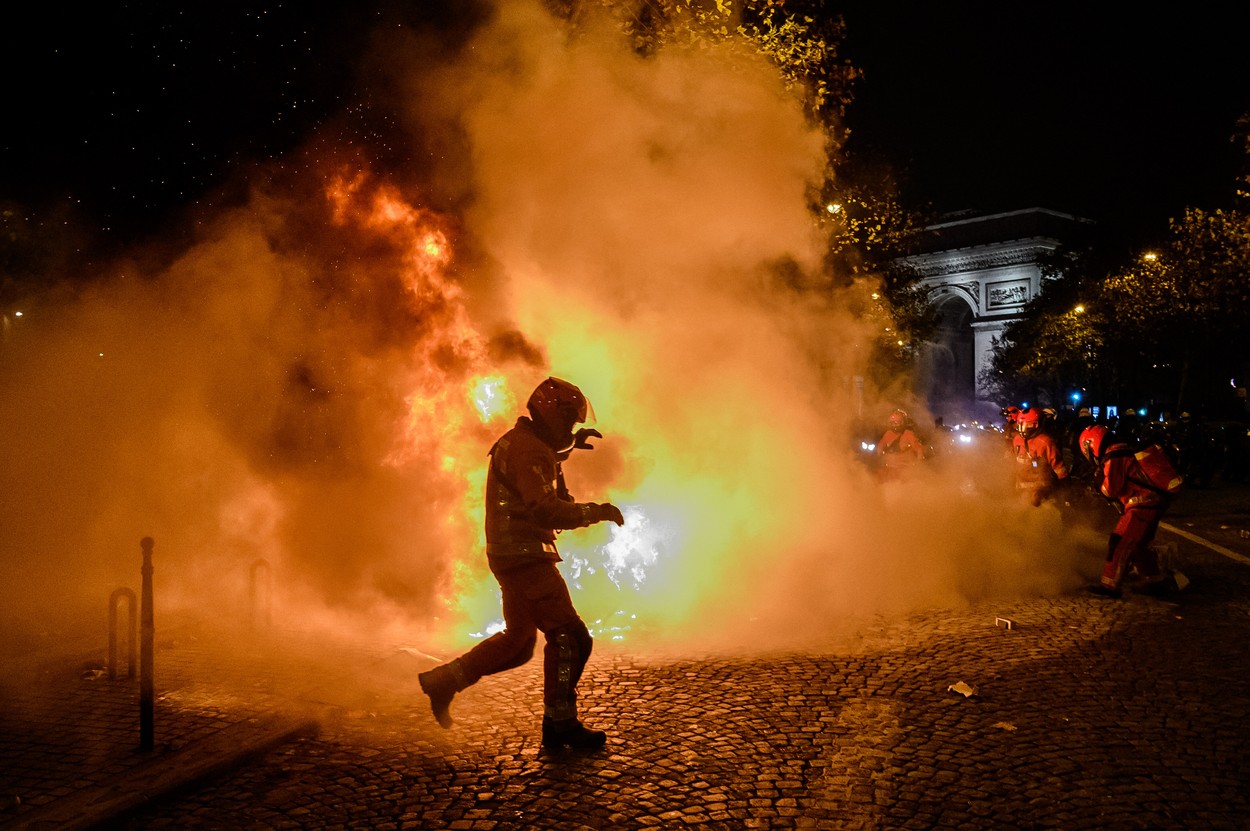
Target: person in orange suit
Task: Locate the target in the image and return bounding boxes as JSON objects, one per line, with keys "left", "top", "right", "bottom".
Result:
{"left": 1079, "top": 425, "right": 1173, "bottom": 599}
{"left": 1011, "top": 407, "right": 1070, "bottom": 507}
{"left": 877, "top": 409, "right": 926, "bottom": 481}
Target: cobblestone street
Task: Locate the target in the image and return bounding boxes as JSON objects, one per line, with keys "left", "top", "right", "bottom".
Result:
{"left": 3, "top": 484, "right": 1249, "bottom": 831}
{"left": 123, "top": 535, "right": 1250, "bottom": 829}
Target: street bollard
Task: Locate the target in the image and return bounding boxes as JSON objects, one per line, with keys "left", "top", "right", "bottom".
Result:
{"left": 139, "top": 537, "right": 155, "bottom": 752}
{"left": 108, "top": 587, "right": 137, "bottom": 680}
{"left": 250, "top": 558, "right": 272, "bottom": 629}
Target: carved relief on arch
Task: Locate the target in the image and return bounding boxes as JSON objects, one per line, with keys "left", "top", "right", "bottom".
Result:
{"left": 924, "top": 280, "right": 981, "bottom": 316}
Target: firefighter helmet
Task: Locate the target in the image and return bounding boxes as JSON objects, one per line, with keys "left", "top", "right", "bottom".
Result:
{"left": 1016, "top": 408, "right": 1041, "bottom": 436}
{"left": 887, "top": 409, "right": 908, "bottom": 430}
{"left": 527, "top": 377, "right": 593, "bottom": 449}
{"left": 1079, "top": 425, "right": 1110, "bottom": 463}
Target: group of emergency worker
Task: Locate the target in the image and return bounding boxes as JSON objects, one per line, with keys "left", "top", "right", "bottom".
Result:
{"left": 1000, "top": 404, "right": 1176, "bottom": 599}
{"left": 872, "top": 403, "right": 1178, "bottom": 600}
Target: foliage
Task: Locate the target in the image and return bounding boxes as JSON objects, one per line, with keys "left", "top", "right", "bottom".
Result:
{"left": 986, "top": 205, "right": 1250, "bottom": 416}
{"left": 981, "top": 254, "right": 1109, "bottom": 408}
{"left": 822, "top": 169, "right": 929, "bottom": 279}
{"left": 599, "top": 0, "right": 858, "bottom": 130}
{"left": 1099, "top": 207, "right": 1250, "bottom": 412}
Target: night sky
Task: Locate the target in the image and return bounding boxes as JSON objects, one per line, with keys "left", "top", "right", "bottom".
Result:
{"left": 4, "top": 2, "right": 1250, "bottom": 260}
{"left": 837, "top": 3, "right": 1250, "bottom": 249}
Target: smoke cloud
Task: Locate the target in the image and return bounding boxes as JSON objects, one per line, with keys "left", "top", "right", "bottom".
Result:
{"left": 1, "top": 1, "right": 1101, "bottom": 659}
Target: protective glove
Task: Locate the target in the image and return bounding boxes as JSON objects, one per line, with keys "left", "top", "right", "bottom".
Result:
{"left": 573, "top": 428, "right": 603, "bottom": 451}
{"left": 593, "top": 502, "right": 625, "bottom": 526}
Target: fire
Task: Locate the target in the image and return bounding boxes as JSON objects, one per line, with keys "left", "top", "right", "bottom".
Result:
{"left": 599, "top": 506, "right": 663, "bottom": 589}
{"left": 470, "top": 375, "right": 514, "bottom": 423}
{"left": 318, "top": 171, "right": 697, "bottom": 642}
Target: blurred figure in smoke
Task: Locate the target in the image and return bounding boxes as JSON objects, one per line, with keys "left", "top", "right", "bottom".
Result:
{"left": 419, "top": 377, "right": 625, "bottom": 752}
{"left": 1001, "top": 405, "right": 1022, "bottom": 450}
{"left": 1067, "top": 407, "right": 1097, "bottom": 480}
{"left": 876, "top": 409, "right": 926, "bottom": 482}
{"left": 1011, "top": 408, "right": 1070, "bottom": 507}
{"left": 1079, "top": 425, "right": 1173, "bottom": 599}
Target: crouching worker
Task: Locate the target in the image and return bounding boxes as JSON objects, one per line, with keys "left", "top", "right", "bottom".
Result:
{"left": 419, "top": 377, "right": 625, "bottom": 752}
{"left": 1079, "top": 425, "right": 1175, "bottom": 599}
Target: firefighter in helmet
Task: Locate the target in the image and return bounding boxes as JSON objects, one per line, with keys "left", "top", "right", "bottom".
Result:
{"left": 1012, "top": 407, "right": 1070, "bottom": 507}
{"left": 1079, "top": 425, "right": 1171, "bottom": 598}
{"left": 419, "top": 377, "right": 625, "bottom": 751}
{"left": 877, "top": 408, "right": 926, "bottom": 481}
{"left": 1001, "top": 405, "right": 1022, "bottom": 450}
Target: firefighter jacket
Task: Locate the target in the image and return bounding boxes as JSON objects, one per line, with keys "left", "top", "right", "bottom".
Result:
{"left": 1011, "top": 431, "right": 1069, "bottom": 491}
{"left": 1098, "top": 441, "right": 1169, "bottom": 510}
{"left": 484, "top": 416, "right": 601, "bottom": 568}
{"left": 878, "top": 428, "right": 926, "bottom": 468}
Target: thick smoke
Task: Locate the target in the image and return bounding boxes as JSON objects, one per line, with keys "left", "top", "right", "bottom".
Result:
{"left": 0, "top": 1, "right": 1101, "bottom": 659}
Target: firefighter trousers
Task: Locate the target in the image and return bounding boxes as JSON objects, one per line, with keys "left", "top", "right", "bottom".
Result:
{"left": 456, "top": 560, "right": 593, "bottom": 721}
{"left": 1101, "top": 505, "right": 1164, "bottom": 590}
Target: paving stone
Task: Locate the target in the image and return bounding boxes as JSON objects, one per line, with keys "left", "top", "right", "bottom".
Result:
{"left": 3, "top": 487, "right": 1250, "bottom": 829}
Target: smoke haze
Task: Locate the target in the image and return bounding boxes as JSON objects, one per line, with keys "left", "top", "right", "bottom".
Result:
{"left": 1, "top": 1, "right": 1101, "bottom": 660}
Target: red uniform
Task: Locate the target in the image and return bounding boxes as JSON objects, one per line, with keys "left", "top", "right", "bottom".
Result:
{"left": 877, "top": 410, "right": 926, "bottom": 482}
{"left": 1011, "top": 431, "right": 1070, "bottom": 507}
{"left": 1094, "top": 439, "right": 1168, "bottom": 592}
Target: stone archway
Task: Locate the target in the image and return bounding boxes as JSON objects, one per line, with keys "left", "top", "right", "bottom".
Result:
{"left": 896, "top": 208, "right": 1095, "bottom": 420}
{"left": 918, "top": 296, "right": 975, "bottom": 420}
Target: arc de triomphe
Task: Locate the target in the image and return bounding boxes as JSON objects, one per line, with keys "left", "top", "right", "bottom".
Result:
{"left": 895, "top": 207, "right": 1094, "bottom": 422}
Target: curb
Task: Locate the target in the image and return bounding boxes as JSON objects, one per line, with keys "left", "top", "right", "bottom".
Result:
{"left": 3, "top": 714, "right": 319, "bottom": 831}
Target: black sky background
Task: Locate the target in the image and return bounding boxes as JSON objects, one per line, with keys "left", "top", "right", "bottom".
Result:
{"left": 3, "top": 2, "right": 1250, "bottom": 267}
{"left": 837, "top": 4, "right": 1250, "bottom": 246}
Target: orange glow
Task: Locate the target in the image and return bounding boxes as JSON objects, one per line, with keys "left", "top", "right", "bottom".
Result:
{"left": 0, "top": 4, "right": 1099, "bottom": 662}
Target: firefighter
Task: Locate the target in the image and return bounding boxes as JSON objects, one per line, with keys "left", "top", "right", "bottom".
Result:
{"left": 418, "top": 377, "right": 625, "bottom": 752}
{"left": 1079, "top": 425, "right": 1171, "bottom": 598}
{"left": 1012, "top": 408, "right": 1070, "bottom": 507}
{"left": 1068, "top": 407, "right": 1097, "bottom": 480}
{"left": 1001, "top": 405, "right": 1022, "bottom": 450}
{"left": 877, "top": 409, "right": 926, "bottom": 481}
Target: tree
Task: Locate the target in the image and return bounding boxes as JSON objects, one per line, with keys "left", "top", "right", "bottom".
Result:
{"left": 981, "top": 246, "right": 1110, "bottom": 409}
{"left": 1100, "top": 207, "right": 1250, "bottom": 414}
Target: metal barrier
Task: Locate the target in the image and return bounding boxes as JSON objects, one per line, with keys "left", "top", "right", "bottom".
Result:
{"left": 108, "top": 587, "right": 137, "bottom": 680}
{"left": 250, "top": 558, "right": 272, "bottom": 629}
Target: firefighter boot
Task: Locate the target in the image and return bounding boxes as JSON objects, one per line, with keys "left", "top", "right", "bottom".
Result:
{"left": 418, "top": 661, "right": 465, "bottom": 729}
{"left": 1086, "top": 584, "right": 1122, "bottom": 599}
{"left": 541, "top": 716, "right": 607, "bottom": 753}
